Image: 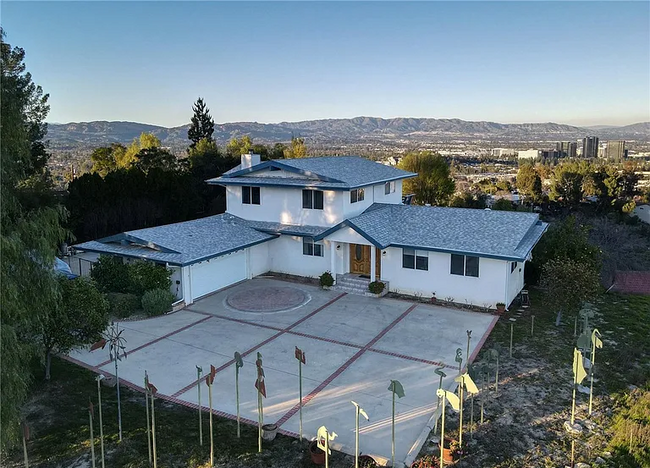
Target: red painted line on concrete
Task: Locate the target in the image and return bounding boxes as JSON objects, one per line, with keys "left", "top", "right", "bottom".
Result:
{"left": 95, "top": 316, "right": 213, "bottom": 368}
{"left": 275, "top": 303, "right": 418, "bottom": 428}
{"left": 468, "top": 315, "right": 499, "bottom": 367}
{"left": 171, "top": 293, "right": 348, "bottom": 398}
{"left": 367, "top": 348, "right": 456, "bottom": 369}
{"left": 286, "top": 330, "right": 364, "bottom": 350}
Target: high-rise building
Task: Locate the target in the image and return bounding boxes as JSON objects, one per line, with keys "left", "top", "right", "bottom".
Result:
{"left": 582, "top": 136, "right": 599, "bottom": 159}
{"left": 555, "top": 141, "right": 577, "bottom": 158}
{"left": 605, "top": 140, "right": 626, "bottom": 160}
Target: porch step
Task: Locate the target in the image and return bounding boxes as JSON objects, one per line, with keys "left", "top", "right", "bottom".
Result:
{"left": 334, "top": 273, "right": 375, "bottom": 296}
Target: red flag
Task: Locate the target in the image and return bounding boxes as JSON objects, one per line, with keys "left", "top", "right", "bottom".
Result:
{"left": 90, "top": 338, "right": 107, "bottom": 351}
{"left": 210, "top": 364, "right": 216, "bottom": 381}
{"left": 22, "top": 422, "right": 30, "bottom": 441}
{"left": 295, "top": 346, "right": 306, "bottom": 364}
{"left": 255, "top": 378, "right": 267, "bottom": 398}
{"left": 147, "top": 382, "right": 158, "bottom": 395}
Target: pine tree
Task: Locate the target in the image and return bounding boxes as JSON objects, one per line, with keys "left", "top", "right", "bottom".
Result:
{"left": 187, "top": 97, "right": 215, "bottom": 149}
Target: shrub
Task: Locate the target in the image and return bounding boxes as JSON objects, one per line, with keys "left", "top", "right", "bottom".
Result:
{"left": 127, "top": 261, "right": 172, "bottom": 296}
{"left": 368, "top": 281, "right": 385, "bottom": 295}
{"left": 91, "top": 255, "right": 129, "bottom": 293}
{"left": 106, "top": 292, "right": 140, "bottom": 318}
{"left": 141, "top": 288, "right": 175, "bottom": 317}
{"left": 319, "top": 271, "right": 334, "bottom": 288}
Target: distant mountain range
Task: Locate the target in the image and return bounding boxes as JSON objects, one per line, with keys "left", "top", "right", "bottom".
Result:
{"left": 46, "top": 117, "right": 650, "bottom": 150}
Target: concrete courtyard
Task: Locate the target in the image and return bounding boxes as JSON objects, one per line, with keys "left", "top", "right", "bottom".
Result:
{"left": 67, "top": 278, "right": 497, "bottom": 466}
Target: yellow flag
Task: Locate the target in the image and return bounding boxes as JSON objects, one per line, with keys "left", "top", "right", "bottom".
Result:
{"left": 573, "top": 348, "right": 588, "bottom": 385}
{"left": 445, "top": 390, "right": 460, "bottom": 411}
{"left": 592, "top": 329, "right": 603, "bottom": 349}
{"left": 464, "top": 373, "right": 480, "bottom": 395}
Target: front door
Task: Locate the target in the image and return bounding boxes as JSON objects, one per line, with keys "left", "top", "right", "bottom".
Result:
{"left": 350, "top": 244, "right": 371, "bottom": 276}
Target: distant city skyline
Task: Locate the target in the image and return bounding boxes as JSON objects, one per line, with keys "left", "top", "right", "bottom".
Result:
{"left": 3, "top": 1, "right": 649, "bottom": 127}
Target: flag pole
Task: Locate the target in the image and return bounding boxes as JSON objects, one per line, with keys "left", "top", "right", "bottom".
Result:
{"left": 144, "top": 373, "right": 152, "bottom": 466}
{"left": 89, "top": 401, "right": 96, "bottom": 468}
{"left": 438, "top": 391, "right": 446, "bottom": 468}
{"left": 197, "top": 366, "right": 203, "bottom": 446}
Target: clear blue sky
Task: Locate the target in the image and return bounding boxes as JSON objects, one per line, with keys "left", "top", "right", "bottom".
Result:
{"left": 2, "top": 1, "right": 649, "bottom": 127}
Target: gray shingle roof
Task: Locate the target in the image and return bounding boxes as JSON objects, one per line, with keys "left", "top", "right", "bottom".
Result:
{"left": 234, "top": 217, "right": 330, "bottom": 237}
{"left": 74, "top": 214, "right": 276, "bottom": 266}
{"left": 319, "top": 204, "right": 547, "bottom": 261}
{"left": 208, "top": 156, "right": 416, "bottom": 190}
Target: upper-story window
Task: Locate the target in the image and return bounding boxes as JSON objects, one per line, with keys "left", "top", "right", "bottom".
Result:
{"left": 451, "top": 254, "right": 479, "bottom": 277}
{"left": 350, "top": 188, "right": 365, "bottom": 204}
{"left": 302, "top": 190, "right": 324, "bottom": 210}
{"left": 242, "top": 186, "right": 260, "bottom": 205}
{"left": 510, "top": 261, "right": 518, "bottom": 273}
{"left": 385, "top": 181, "right": 396, "bottom": 195}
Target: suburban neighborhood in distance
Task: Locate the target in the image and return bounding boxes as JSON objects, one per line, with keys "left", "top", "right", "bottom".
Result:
{"left": 1, "top": 2, "right": 649, "bottom": 468}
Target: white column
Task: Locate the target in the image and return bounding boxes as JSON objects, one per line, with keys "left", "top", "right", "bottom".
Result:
{"left": 330, "top": 241, "right": 336, "bottom": 276}
{"left": 370, "top": 246, "right": 376, "bottom": 281}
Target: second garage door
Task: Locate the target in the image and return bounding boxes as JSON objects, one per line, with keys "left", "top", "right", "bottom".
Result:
{"left": 189, "top": 250, "right": 247, "bottom": 301}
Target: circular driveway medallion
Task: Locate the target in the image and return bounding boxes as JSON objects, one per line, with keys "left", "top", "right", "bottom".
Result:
{"left": 225, "top": 286, "right": 311, "bottom": 313}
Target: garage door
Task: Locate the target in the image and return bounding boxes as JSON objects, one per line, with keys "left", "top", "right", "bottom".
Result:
{"left": 190, "top": 250, "right": 247, "bottom": 301}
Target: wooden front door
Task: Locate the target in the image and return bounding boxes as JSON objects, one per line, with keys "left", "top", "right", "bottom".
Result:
{"left": 349, "top": 244, "right": 381, "bottom": 279}
{"left": 350, "top": 244, "right": 371, "bottom": 275}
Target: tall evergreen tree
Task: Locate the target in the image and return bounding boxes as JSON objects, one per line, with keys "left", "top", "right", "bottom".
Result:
{"left": 187, "top": 97, "right": 215, "bottom": 149}
{"left": 1, "top": 29, "right": 67, "bottom": 450}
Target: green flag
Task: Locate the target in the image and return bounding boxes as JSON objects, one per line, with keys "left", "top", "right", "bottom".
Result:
{"left": 573, "top": 348, "right": 588, "bottom": 385}
{"left": 388, "top": 380, "right": 405, "bottom": 398}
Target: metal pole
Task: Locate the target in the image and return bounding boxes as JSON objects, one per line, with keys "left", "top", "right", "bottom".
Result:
{"left": 209, "top": 382, "right": 214, "bottom": 466}
{"left": 145, "top": 379, "right": 152, "bottom": 466}
{"left": 299, "top": 359, "right": 303, "bottom": 441}
{"left": 574, "top": 315, "right": 578, "bottom": 337}
{"left": 495, "top": 354, "right": 499, "bottom": 395}
{"left": 89, "top": 407, "right": 96, "bottom": 468}
{"left": 459, "top": 378, "right": 464, "bottom": 447}
{"left": 571, "top": 375, "right": 577, "bottom": 426}
{"left": 391, "top": 390, "right": 396, "bottom": 468}
{"left": 150, "top": 393, "right": 157, "bottom": 468}
{"left": 197, "top": 367, "right": 203, "bottom": 445}
{"left": 509, "top": 322, "right": 514, "bottom": 358}
{"left": 235, "top": 365, "right": 240, "bottom": 439}
{"left": 114, "top": 358, "right": 123, "bottom": 442}
{"left": 470, "top": 393, "right": 474, "bottom": 436}
{"left": 466, "top": 330, "right": 472, "bottom": 368}
{"left": 531, "top": 315, "right": 535, "bottom": 337}
{"left": 96, "top": 379, "right": 105, "bottom": 468}
{"left": 258, "top": 390, "right": 262, "bottom": 453}
{"left": 355, "top": 406, "right": 359, "bottom": 468}
{"left": 439, "top": 393, "right": 445, "bottom": 468}
{"left": 589, "top": 338, "right": 596, "bottom": 416}
{"left": 325, "top": 430, "right": 329, "bottom": 468}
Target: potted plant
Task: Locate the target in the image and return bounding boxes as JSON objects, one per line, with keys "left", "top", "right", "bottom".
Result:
{"left": 262, "top": 423, "right": 278, "bottom": 441}
{"left": 368, "top": 281, "right": 385, "bottom": 295}
{"left": 440, "top": 437, "right": 456, "bottom": 464}
{"left": 319, "top": 271, "right": 334, "bottom": 290}
{"left": 309, "top": 440, "right": 325, "bottom": 465}
{"left": 450, "top": 439, "right": 466, "bottom": 460}
{"left": 357, "top": 455, "right": 378, "bottom": 468}
{"left": 496, "top": 302, "right": 506, "bottom": 315}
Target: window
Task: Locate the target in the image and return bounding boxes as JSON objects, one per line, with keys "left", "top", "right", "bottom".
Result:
{"left": 350, "top": 188, "right": 365, "bottom": 204}
{"left": 403, "top": 248, "right": 428, "bottom": 271}
{"left": 302, "top": 190, "right": 324, "bottom": 210}
{"left": 450, "top": 254, "right": 480, "bottom": 277}
{"left": 242, "top": 186, "right": 260, "bottom": 205}
{"left": 385, "top": 181, "right": 396, "bottom": 195}
{"left": 303, "top": 238, "right": 324, "bottom": 257}
{"left": 511, "top": 261, "right": 518, "bottom": 273}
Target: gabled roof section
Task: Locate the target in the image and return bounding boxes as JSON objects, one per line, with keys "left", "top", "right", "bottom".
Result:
{"left": 74, "top": 214, "right": 276, "bottom": 266}
{"left": 207, "top": 156, "right": 416, "bottom": 190}
{"left": 317, "top": 204, "right": 547, "bottom": 261}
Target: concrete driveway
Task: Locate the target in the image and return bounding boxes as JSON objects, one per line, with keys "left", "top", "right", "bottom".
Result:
{"left": 68, "top": 278, "right": 497, "bottom": 466}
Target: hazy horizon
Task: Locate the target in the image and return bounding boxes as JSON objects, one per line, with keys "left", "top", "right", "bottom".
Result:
{"left": 4, "top": 1, "right": 649, "bottom": 127}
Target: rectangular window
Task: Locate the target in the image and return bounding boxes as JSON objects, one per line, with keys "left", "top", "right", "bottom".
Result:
{"left": 242, "top": 186, "right": 260, "bottom": 205}
{"left": 385, "top": 181, "right": 396, "bottom": 195}
{"left": 511, "top": 261, "right": 518, "bottom": 273}
{"left": 303, "top": 238, "right": 324, "bottom": 257}
{"left": 302, "top": 190, "right": 324, "bottom": 210}
{"left": 403, "top": 248, "right": 428, "bottom": 271}
{"left": 451, "top": 254, "right": 480, "bottom": 277}
{"left": 465, "top": 256, "right": 479, "bottom": 277}
{"left": 350, "top": 188, "right": 365, "bottom": 203}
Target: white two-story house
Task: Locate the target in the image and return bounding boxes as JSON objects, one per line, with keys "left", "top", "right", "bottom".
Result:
{"left": 75, "top": 153, "right": 547, "bottom": 308}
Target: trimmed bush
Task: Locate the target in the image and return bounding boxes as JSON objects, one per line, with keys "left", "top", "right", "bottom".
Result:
{"left": 141, "top": 288, "right": 175, "bottom": 317}
{"left": 91, "top": 255, "right": 129, "bottom": 293}
{"left": 106, "top": 292, "right": 140, "bottom": 318}
{"left": 127, "top": 261, "right": 172, "bottom": 296}
{"left": 319, "top": 271, "right": 334, "bottom": 288}
{"left": 368, "top": 281, "right": 385, "bottom": 295}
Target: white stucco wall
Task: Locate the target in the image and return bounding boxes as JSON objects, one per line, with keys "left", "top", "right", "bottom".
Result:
{"left": 249, "top": 242, "right": 271, "bottom": 277}
{"left": 380, "top": 247, "right": 509, "bottom": 307}
{"left": 268, "top": 235, "right": 332, "bottom": 278}
{"left": 506, "top": 260, "right": 525, "bottom": 306}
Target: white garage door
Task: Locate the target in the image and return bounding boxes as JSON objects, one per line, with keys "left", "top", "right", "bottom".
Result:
{"left": 190, "top": 251, "right": 247, "bottom": 301}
